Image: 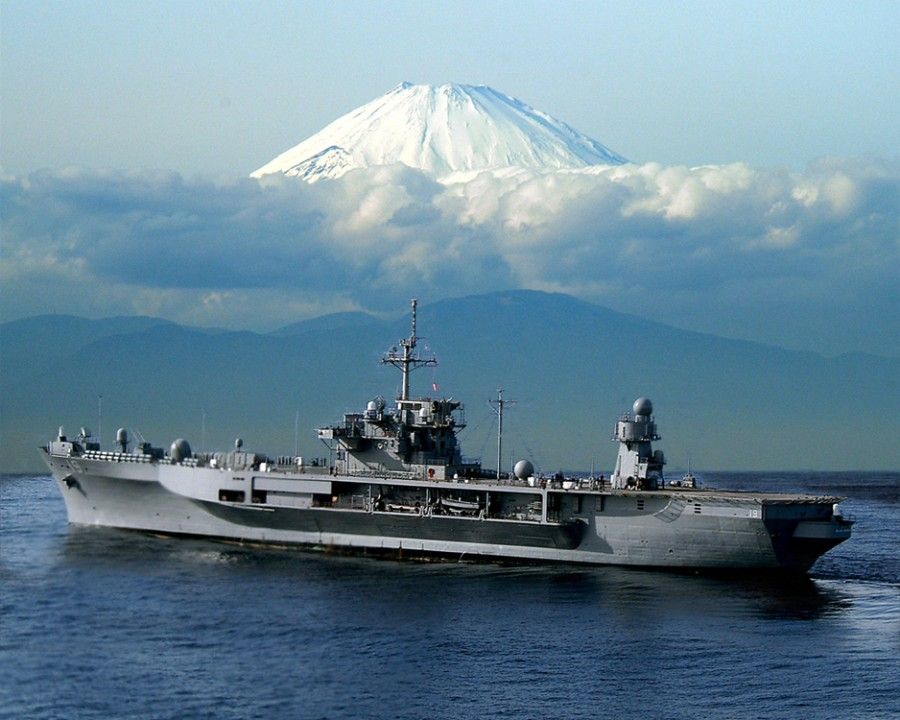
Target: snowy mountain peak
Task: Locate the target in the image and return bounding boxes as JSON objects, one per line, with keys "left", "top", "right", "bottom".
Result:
{"left": 251, "top": 82, "right": 627, "bottom": 182}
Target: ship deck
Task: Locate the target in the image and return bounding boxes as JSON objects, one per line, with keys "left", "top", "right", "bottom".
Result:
{"left": 61, "top": 450, "right": 842, "bottom": 505}
{"left": 327, "top": 470, "right": 842, "bottom": 505}
{"left": 615, "top": 488, "right": 844, "bottom": 504}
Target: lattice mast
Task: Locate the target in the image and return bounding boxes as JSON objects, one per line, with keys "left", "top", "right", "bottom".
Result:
{"left": 381, "top": 299, "right": 437, "bottom": 401}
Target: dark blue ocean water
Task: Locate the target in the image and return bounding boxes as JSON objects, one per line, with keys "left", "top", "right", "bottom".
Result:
{"left": 1, "top": 472, "right": 897, "bottom": 720}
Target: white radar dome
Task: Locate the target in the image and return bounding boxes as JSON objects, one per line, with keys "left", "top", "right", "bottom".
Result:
{"left": 633, "top": 397, "right": 653, "bottom": 417}
{"left": 170, "top": 438, "right": 192, "bottom": 463}
{"left": 514, "top": 460, "right": 535, "bottom": 480}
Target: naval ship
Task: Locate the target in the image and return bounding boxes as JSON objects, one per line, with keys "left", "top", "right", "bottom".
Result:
{"left": 42, "top": 300, "right": 853, "bottom": 571}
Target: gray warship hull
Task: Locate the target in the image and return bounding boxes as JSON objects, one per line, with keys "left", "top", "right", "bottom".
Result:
{"left": 42, "top": 451, "right": 851, "bottom": 571}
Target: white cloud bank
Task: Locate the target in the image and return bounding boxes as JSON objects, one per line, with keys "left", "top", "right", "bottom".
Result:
{"left": 2, "top": 158, "right": 897, "bottom": 356}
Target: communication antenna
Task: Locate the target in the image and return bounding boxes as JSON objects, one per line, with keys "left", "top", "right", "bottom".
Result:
{"left": 489, "top": 387, "right": 516, "bottom": 480}
{"left": 381, "top": 299, "right": 437, "bottom": 401}
{"left": 201, "top": 410, "right": 206, "bottom": 453}
{"left": 294, "top": 410, "right": 300, "bottom": 457}
{"left": 97, "top": 395, "right": 103, "bottom": 447}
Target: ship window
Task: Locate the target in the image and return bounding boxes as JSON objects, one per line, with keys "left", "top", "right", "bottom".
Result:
{"left": 637, "top": 499, "right": 644, "bottom": 510}
{"left": 694, "top": 503, "right": 702, "bottom": 514}
{"left": 313, "top": 493, "right": 334, "bottom": 507}
{"left": 251, "top": 491, "right": 267, "bottom": 504}
{"left": 234, "top": 477, "right": 244, "bottom": 482}
{"left": 219, "top": 489, "right": 245, "bottom": 503}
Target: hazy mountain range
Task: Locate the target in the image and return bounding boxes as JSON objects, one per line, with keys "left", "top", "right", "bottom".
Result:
{"left": 3, "top": 291, "right": 897, "bottom": 473}
{"left": 251, "top": 82, "right": 626, "bottom": 181}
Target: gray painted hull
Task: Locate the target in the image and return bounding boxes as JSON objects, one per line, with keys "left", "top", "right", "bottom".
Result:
{"left": 44, "top": 452, "right": 851, "bottom": 571}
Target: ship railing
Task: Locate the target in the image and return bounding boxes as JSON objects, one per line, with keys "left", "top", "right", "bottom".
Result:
{"left": 81, "top": 450, "right": 156, "bottom": 464}
{"left": 496, "top": 476, "right": 613, "bottom": 491}
{"left": 156, "top": 457, "right": 202, "bottom": 467}
{"left": 438, "top": 475, "right": 614, "bottom": 492}
{"left": 348, "top": 469, "right": 419, "bottom": 480}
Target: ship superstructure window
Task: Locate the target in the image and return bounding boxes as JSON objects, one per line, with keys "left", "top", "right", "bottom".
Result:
{"left": 219, "top": 489, "right": 245, "bottom": 503}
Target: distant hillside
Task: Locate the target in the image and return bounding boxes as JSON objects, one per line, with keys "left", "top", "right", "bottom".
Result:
{"left": 271, "top": 311, "right": 385, "bottom": 337}
{"left": 2, "top": 291, "right": 898, "bottom": 473}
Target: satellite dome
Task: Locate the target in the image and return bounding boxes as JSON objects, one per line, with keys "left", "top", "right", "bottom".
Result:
{"left": 514, "top": 459, "right": 535, "bottom": 480}
{"left": 633, "top": 397, "right": 653, "bottom": 417}
{"left": 367, "top": 400, "right": 377, "bottom": 412}
{"left": 170, "top": 438, "right": 192, "bottom": 463}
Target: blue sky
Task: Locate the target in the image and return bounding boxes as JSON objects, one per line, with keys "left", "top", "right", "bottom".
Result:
{"left": 1, "top": 1, "right": 898, "bottom": 357}
{"left": 3, "top": 1, "right": 897, "bottom": 174}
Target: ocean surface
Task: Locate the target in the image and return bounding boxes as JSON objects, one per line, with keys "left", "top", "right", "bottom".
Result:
{"left": 1, "top": 472, "right": 897, "bottom": 720}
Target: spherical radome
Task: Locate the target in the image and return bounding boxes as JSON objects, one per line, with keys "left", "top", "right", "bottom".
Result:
{"left": 170, "top": 438, "right": 192, "bottom": 463}
{"left": 514, "top": 459, "right": 534, "bottom": 480}
{"left": 633, "top": 397, "right": 653, "bottom": 416}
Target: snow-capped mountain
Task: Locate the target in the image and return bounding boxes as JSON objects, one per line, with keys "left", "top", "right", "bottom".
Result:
{"left": 251, "top": 82, "right": 626, "bottom": 182}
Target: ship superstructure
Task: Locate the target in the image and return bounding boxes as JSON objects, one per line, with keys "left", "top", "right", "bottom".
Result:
{"left": 41, "top": 300, "right": 853, "bottom": 571}
{"left": 317, "top": 301, "right": 473, "bottom": 481}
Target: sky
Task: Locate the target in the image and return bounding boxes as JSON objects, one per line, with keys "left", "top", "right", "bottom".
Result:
{"left": 1, "top": 1, "right": 898, "bottom": 357}
{"left": 2, "top": 1, "right": 897, "bottom": 174}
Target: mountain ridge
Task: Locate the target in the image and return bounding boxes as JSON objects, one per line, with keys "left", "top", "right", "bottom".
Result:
{"left": 3, "top": 291, "right": 897, "bottom": 472}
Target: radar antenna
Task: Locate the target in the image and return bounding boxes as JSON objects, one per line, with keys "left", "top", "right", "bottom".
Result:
{"left": 489, "top": 387, "right": 516, "bottom": 480}
{"left": 381, "top": 299, "right": 437, "bottom": 401}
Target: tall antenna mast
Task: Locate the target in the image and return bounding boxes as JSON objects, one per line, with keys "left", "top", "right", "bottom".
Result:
{"left": 489, "top": 387, "right": 516, "bottom": 480}
{"left": 381, "top": 299, "right": 437, "bottom": 401}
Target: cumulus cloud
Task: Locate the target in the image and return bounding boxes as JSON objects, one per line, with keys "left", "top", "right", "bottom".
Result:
{"left": 1, "top": 157, "right": 897, "bottom": 355}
